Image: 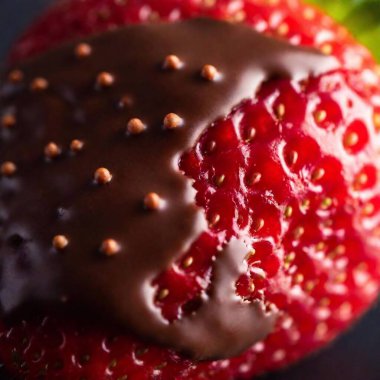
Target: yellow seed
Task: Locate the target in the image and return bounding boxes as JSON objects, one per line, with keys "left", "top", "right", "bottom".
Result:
{"left": 294, "top": 273, "right": 304, "bottom": 284}
{"left": 303, "top": 7, "right": 315, "bottom": 20}
{"left": 158, "top": 288, "right": 169, "bottom": 300}
{"left": 245, "top": 249, "right": 256, "bottom": 261}
{"left": 275, "top": 104, "right": 285, "bottom": 119}
{"left": 52, "top": 235, "right": 69, "bottom": 250}
{"left": 8, "top": 69, "right": 24, "bottom": 83}
{"left": 144, "top": 192, "right": 163, "bottom": 211}
{"left": 284, "top": 206, "right": 293, "bottom": 218}
{"left": 182, "top": 256, "right": 194, "bottom": 268}
{"left": 287, "top": 252, "right": 296, "bottom": 262}
{"left": 374, "top": 113, "right": 380, "bottom": 131}
{"left": 247, "top": 172, "right": 261, "bottom": 186}
{"left": 1, "top": 161, "right": 17, "bottom": 176}
{"left": 75, "top": 43, "right": 92, "bottom": 58}
{"left": 335, "top": 273, "right": 347, "bottom": 283}
{"left": 320, "top": 197, "right": 333, "bottom": 210}
{"left": 253, "top": 218, "right": 265, "bottom": 232}
{"left": 209, "top": 214, "right": 221, "bottom": 227}
{"left": 362, "top": 202, "right": 375, "bottom": 216}
{"left": 321, "top": 43, "right": 333, "bottom": 55}
{"left": 312, "top": 168, "right": 325, "bottom": 181}
{"left": 214, "top": 174, "right": 225, "bottom": 187}
{"left": 294, "top": 226, "right": 305, "bottom": 239}
{"left": 227, "top": 10, "right": 247, "bottom": 23}
{"left": 70, "top": 139, "right": 84, "bottom": 152}
{"left": 96, "top": 72, "right": 115, "bottom": 87}
{"left": 201, "top": 65, "right": 219, "bottom": 81}
{"left": 100, "top": 239, "right": 120, "bottom": 256}
{"left": 245, "top": 127, "right": 256, "bottom": 142}
{"left": 284, "top": 252, "right": 296, "bottom": 267}
{"left": 234, "top": 10, "right": 246, "bottom": 22}
{"left": 202, "top": 0, "right": 216, "bottom": 7}
{"left": 343, "top": 132, "right": 359, "bottom": 148}
{"left": 163, "top": 55, "right": 183, "bottom": 70}
{"left": 286, "top": 150, "right": 298, "bottom": 166}
{"left": 301, "top": 199, "right": 310, "bottom": 211}
{"left": 44, "top": 142, "right": 61, "bottom": 159}
{"left": 335, "top": 245, "right": 346, "bottom": 255}
{"left": 354, "top": 172, "right": 368, "bottom": 189}
{"left": 30, "top": 77, "right": 49, "bottom": 92}
{"left": 127, "top": 118, "right": 146, "bottom": 135}
{"left": 277, "top": 23, "right": 289, "bottom": 36}
{"left": 163, "top": 113, "right": 183, "bottom": 130}
{"left": 205, "top": 140, "right": 216, "bottom": 154}
{"left": 94, "top": 168, "right": 112, "bottom": 184}
{"left": 1, "top": 114, "right": 16, "bottom": 128}
{"left": 305, "top": 281, "right": 316, "bottom": 292}
{"left": 316, "top": 242, "right": 326, "bottom": 251}
{"left": 314, "top": 110, "right": 327, "bottom": 124}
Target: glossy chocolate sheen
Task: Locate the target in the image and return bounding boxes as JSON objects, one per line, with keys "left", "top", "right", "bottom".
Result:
{"left": 0, "top": 19, "right": 337, "bottom": 359}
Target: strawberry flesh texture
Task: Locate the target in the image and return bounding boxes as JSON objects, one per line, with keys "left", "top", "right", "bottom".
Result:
{"left": 3, "top": 0, "right": 380, "bottom": 379}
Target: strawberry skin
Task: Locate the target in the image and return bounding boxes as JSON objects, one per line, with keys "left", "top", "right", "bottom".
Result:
{"left": 2, "top": 0, "right": 380, "bottom": 380}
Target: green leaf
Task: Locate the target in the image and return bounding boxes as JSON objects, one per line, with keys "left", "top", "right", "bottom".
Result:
{"left": 307, "top": 0, "right": 353, "bottom": 20}
{"left": 308, "top": 0, "right": 380, "bottom": 61}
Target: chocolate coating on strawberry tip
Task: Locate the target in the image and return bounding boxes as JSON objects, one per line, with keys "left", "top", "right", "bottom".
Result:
{"left": 0, "top": 19, "right": 337, "bottom": 359}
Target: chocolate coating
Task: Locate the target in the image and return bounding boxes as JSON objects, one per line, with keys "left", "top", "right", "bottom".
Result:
{"left": 0, "top": 19, "right": 337, "bottom": 359}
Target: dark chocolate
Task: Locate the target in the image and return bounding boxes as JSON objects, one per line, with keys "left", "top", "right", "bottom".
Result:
{"left": 0, "top": 19, "right": 337, "bottom": 359}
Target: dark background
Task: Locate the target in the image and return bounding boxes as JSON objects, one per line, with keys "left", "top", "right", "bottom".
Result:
{"left": 1, "top": 1, "right": 380, "bottom": 379}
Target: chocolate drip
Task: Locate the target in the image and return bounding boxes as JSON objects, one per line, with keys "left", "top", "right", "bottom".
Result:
{"left": 0, "top": 19, "right": 337, "bottom": 359}
{"left": 152, "top": 239, "right": 276, "bottom": 360}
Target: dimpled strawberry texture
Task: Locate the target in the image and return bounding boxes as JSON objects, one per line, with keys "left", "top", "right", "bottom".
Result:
{"left": 3, "top": 0, "right": 380, "bottom": 379}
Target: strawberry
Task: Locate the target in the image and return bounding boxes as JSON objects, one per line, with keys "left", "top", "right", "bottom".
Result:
{"left": 2, "top": 0, "right": 380, "bottom": 380}
{"left": 9, "top": 0, "right": 375, "bottom": 72}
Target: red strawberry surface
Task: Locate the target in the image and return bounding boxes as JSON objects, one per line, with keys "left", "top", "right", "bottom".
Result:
{"left": 2, "top": 0, "right": 380, "bottom": 379}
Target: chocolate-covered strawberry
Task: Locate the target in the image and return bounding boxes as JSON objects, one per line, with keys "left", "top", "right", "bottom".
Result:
{"left": 1, "top": 0, "right": 380, "bottom": 379}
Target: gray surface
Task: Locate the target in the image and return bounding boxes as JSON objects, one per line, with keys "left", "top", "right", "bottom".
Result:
{"left": 1, "top": 1, "right": 380, "bottom": 380}
{"left": 0, "top": 0, "right": 52, "bottom": 60}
